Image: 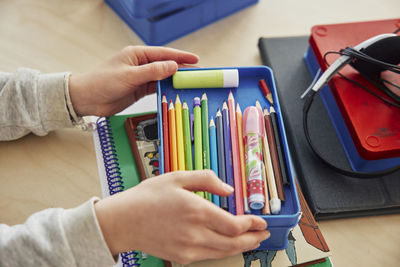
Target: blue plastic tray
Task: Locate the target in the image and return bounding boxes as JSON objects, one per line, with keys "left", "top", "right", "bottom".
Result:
{"left": 304, "top": 46, "right": 400, "bottom": 172}
{"left": 157, "top": 67, "right": 301, "bottom": 250}
{"left": 106, "top": 0, "right": 258, "bottom": 45}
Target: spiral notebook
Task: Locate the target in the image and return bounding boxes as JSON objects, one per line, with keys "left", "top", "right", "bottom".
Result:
{"left": 93, "top": 112, "right": 168, "bottom": 267}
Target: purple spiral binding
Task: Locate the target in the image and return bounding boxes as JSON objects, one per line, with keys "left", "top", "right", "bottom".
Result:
{"left": 96, "top": 118, "right": 141, "bottom": 267}
{"left": 97, "top": 118, "right": 124, "bottom": 195}
{"left": 121, "top": 251, "right": 140, "bottom": 267}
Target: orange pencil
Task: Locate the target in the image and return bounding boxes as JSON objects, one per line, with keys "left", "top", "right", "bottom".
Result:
{"left": 168, "top": 100, "right": 178, "bottom": 171}
{"left": 227, "top": 91, "right": 244, "bottom": 215}
{"left": 236, "top": 103, "right": 250, "bottom": 213}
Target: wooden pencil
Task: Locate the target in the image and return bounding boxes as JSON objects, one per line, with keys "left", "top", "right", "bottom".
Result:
{"left": 256, "top": 101, "right": 281, "bottom": 214}
{"left": 270, "top": 106, "right": 290, "bottom": 186}
{"left": 264, "top": 107, "right": 286, "bottom": 201}
{"left": 209, "top": 117, "right": 220, "bottom": 207}
{"left": 182, "top": 101, "right": 193, "bottom": 171}
{"left": 222, "top": 102, "right": 236, "bottom": 214}
{"left": 161, "top": 94, "right": 170, "bottom": 173}
{"left": 228, "top": 91, "right": 244, "bottom": 215}
{"left": 261, "top": 162, "right": 271, "bottom": 215}
{"left": 236, "top": 103, "right": 250, "bottom": 213}
{"left": 175, "top": 95, "right": 185, "bottom": 171}
{"left": 216, "top": 109, "right": 228, "bottom": 210}
{"left": 259, "top": 79, "right": 273, "bottom": 105}
{"left": 201, "top": 93, "right": 212, "bottom": 202}
{"left": 168, "top": 100, "right": 178, "bottom": 171}
{"left": 193, "top": 97, "right": 205, "bottom": 198}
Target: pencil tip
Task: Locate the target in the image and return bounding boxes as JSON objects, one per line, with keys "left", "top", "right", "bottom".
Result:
{"left": 202, "top": 92, "right": 207, "bottom": 100}
{"left": 216, "top": 109, "right": 222, "bottom": 116}
{"left": 222, "top": 102, "right": 228, "bottom": 109}
{"left": 175, "top": 94, "right": 181, "bottom": 103}
{"left": 210, "top": 117, "right": 215, "bottom": 127}
{"left": 162, "top": 94, "right": 167, "bottom": 102}
{"left": 270, "top": 106, "right": 275, "bottom": 113}
{"left": 236, "top": 103, "right": 241, "bottom": 113}
{"left": 255, "top": 100, "right": 261, "bottom": 109}
{"left": 228, "top": 91, "right": 233, "bottom": 99}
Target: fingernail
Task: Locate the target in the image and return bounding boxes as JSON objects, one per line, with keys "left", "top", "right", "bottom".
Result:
{"left": 165, "top": 61, "right": 177, "bottom": 73}
{"left": 222, "top": 183, "right": 234, "bottom": 193}
{"left": 263, "top": 230, "right": 271, "bottom": 240}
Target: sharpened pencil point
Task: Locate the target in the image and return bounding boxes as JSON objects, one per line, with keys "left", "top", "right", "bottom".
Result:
{"left": 209, "top": 117, "right": 215, "bottom": 127}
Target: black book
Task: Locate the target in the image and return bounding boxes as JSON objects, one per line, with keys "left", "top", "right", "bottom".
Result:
{"left": 258, "top": 36, "right": 400, "bottom": 220}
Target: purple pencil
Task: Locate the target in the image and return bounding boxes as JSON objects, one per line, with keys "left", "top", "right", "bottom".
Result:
{"left": 222, "top": 101, "right": 236, "bottom": 215}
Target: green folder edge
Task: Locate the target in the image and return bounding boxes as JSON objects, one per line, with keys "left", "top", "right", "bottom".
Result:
{"left": 107, "top": 113, "right": 165, "bottom": 267}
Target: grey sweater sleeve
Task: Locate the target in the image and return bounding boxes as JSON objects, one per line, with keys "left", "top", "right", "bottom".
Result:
{"left": 0, "top": 198, "right": 116, "bottom": 267}
{"left": 0, "top": 68, "right": 79, "bottom": 140}
{"left": 0, "top": 68, "right": 116, "bottom": 266}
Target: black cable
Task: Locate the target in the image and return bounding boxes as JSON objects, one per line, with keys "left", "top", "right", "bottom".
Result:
{"left": 303, "top": 91, "right": 400, "bottom": 178}
{"left": 323, "top": 51, "right": 400, "bottom": 107}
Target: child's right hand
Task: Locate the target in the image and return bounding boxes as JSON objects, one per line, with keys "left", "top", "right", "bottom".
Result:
{"left": 94, "top": 170, "right": 270, "bottom": 264}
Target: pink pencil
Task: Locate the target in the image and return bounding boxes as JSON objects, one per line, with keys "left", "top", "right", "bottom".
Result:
{"left": 227, "top": 91, "right": 244, "bottom": 215}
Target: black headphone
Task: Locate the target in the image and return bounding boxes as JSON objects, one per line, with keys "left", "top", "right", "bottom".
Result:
{"left": 303, "top": 33, "right": 400, "bottom": 178}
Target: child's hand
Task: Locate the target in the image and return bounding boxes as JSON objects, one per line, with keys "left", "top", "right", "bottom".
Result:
{"left": 69, "top": 46, "right": 199, "bottom": 117}
{"left": 94, "top": 170, "right": 270, "bottom": 264}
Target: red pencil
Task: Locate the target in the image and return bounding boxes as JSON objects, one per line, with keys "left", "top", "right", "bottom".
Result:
{"left": 227, "top": 91, "right": 244, "bottom": 215}
{"left": 162, "top": 94, "right": 170, "bottom": 173}
{"left": 259, "top": 79, "right": 273, "bottom": 105}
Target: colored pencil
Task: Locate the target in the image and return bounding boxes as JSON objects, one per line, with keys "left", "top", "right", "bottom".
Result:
{"left": 215, "top": 109, "right": 228, "bottom": 210}
{"left": 222, "top": 102, "right": 236, "bottom": 214}
{"left": 270, "top": 106, "right": 289, "bottom": 186}
{"left": 264, "top": 107, "right": 286, "bottom": 201}
{"left": 168, "top": 100, "right": 178, "bottom": 171}
{"left": 227, "top": 91, "right": 244, "bottom": 215}
{"left": 209, "top": 117, "right": 220, "bottom": 207}
{"left": 236, "top": 103, "right": 250, "bottom": 213}
{"left": 256, "top": 101, "right": 280, "bottom": 214}
{"left": 201, "top": 93, "right": 212, "bottom": 202}
{"left": 259, "top": 79, "right": 273, "bottom": 105}
{"left": 193, "top": 97, "right": 204, "bottom": 198}
{"left": 161, "top": 94, "right": 170, "bottom": 173}
{"left": 182, "top": 101, "right": 193, "bottom": 171}
{"left": 261, "top": 162, "right": 271, "bottom": 215}
{"left": 175, "top": 95, "right": 185, "bottom": 171}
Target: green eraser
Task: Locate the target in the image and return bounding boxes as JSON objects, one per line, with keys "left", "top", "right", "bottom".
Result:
{"left": 172, "top": 69, "right": 239, "bottom": 89}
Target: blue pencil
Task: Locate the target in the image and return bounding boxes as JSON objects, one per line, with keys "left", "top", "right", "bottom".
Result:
{"left": 209, "top": 117, "right": 220, "bottom": 207}
{"left": 216, "top": 109, "right": 228, "bottom": 210}
{"left": 222, "top": 102, "right": 236, "bottom": 215}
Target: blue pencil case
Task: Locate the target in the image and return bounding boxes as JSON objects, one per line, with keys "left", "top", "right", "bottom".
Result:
{"left": 156, "top": 66, "right": 301, "bottom": 250}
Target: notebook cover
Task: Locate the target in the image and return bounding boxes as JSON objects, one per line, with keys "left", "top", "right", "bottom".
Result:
{"left": 309, "top": 19, "right": 400, "bottom": 160}
{"left": 97, "top": 113, "right": 167, "bottom": 267}
{"left": 258, "top": 36, "right": 400, "bottom": 220}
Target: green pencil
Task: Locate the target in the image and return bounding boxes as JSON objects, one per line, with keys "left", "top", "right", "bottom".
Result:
{"left": 193, "top": 97, "right": 204, "bottom": 198}
{"left": 201, "top": 93, "right": 212, "bottom": 201}
{"left": 182, "top": 101, "right": 193, "bottom": 171}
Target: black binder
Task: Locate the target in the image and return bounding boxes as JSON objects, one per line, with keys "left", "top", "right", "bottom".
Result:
{"left": 258, "top": 36, "right": 400, "bottom": 220}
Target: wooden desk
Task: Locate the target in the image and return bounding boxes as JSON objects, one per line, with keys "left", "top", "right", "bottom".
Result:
{"left": 1, "top": 1, "right": 399, "bottom": 266}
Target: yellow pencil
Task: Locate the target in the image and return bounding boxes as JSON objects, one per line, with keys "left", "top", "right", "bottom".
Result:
{"left": 175, "top": 95, "right": 185, "bottom": 170}
{"left": 168, "top": 100, "right": 178, "bottom": 171}
{"left": 236, "top": 103, "right": 250, "bottom": 213}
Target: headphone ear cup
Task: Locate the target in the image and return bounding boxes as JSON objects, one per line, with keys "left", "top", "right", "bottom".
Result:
{"left": 350, "top": 35, "right": 400, "bottom": 76}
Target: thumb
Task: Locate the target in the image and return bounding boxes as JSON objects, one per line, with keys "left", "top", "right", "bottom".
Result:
{"left": 132, "top": 60, "right": 178, "bottom": 85}
{"left": 174, "top": 170, "right": 235, "bottom": 196}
